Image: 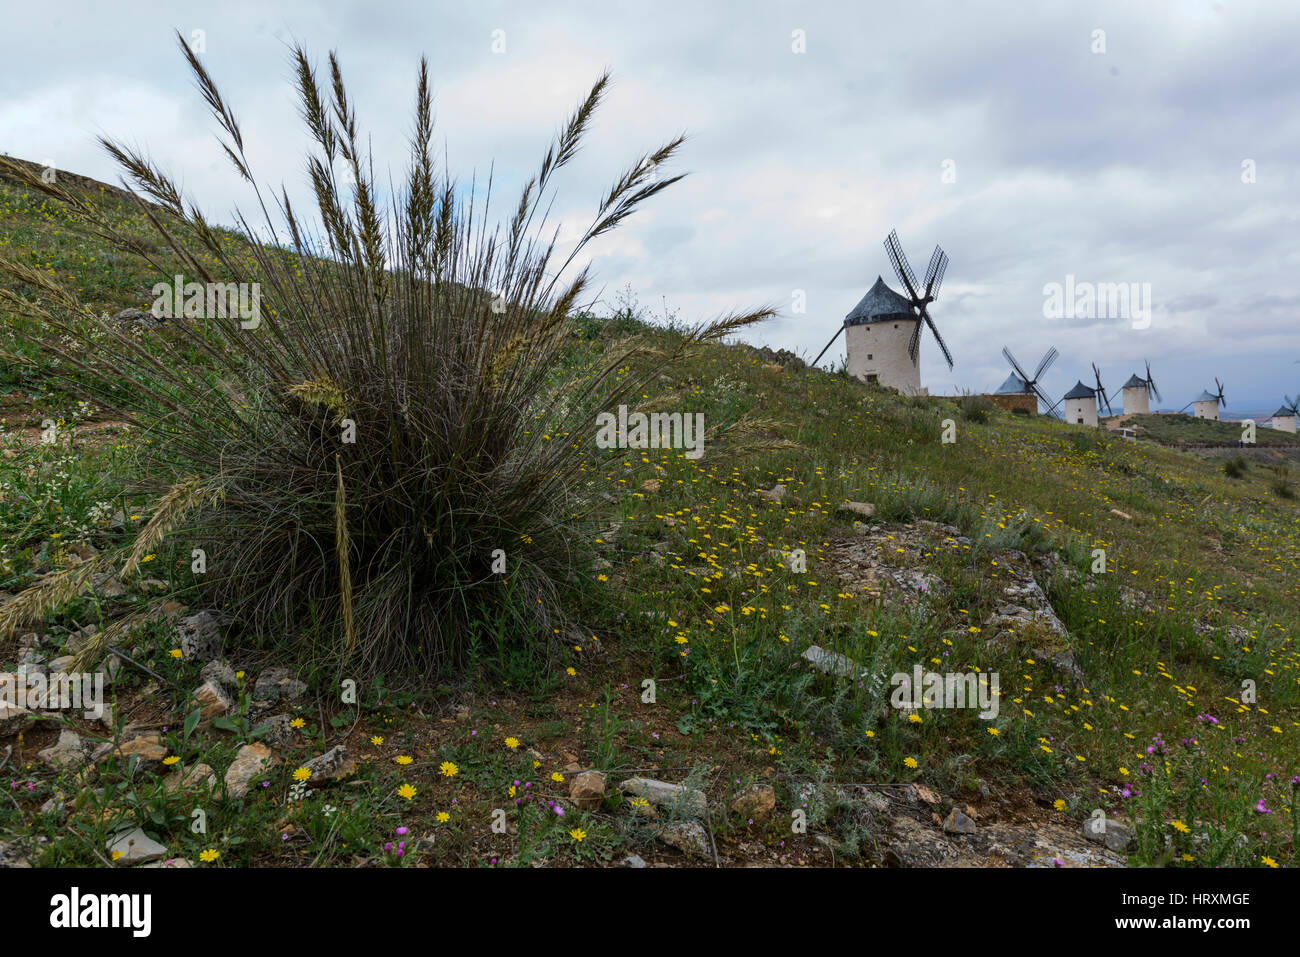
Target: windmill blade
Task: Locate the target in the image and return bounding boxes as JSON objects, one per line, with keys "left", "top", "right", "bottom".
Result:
{"left": 811, "top": 324, "right": 845, "bottom": 367}
{"left": 1002, "top": 346, "right": 1033, "bottom": 386}
{"left": 1030, "top": 383, "right": 1055, "bottom": 414}
{"left": 1287, "top": 395, "right": 1299, "bottom": 414}
{"left": 906, "top": 319, "right": 923, "bottom": 363}
{"left": 1033, "top": 346, "right": 1059, "bottom": 383}
{"left": 920, "top": 308, "right": 954, "bottom": 369}
{"left": 923, "top": 246, "right": 948, "bottom": 299}
{"left": 1144, "top": 360, "right": 1162, "bottom": 403}
{"left": 1215, "top": 378, "right": 1227, "bottom": 405}
{"left": 1092, "top": 363, "right": 1108, "bottom": 407}
{"left": 884, "top": 229, "right": 922, "bottom": 301}
{"left": 1100, "top": 389, "right": 1114, "bottom": 416}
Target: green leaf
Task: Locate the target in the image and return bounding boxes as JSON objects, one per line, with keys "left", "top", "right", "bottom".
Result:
{"left": 212, "top": 716, "right": 241, "bottom": 733}
{"left": 183, "top": 706, "right": 201, "bottom": 740}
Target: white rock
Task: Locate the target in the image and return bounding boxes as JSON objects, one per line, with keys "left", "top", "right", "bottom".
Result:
{"left": 620, "top": 777, "right": 707, "bottom": 817}
{"left": 107, "top": 827, "right": 168, "bottom": 866}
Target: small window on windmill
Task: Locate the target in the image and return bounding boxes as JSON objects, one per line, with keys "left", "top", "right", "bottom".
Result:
{"left": 867, "top": 374, "right": 878, "bottom": 384}
{"left": 867, "top": 353, "right": 873, "bottom": 360}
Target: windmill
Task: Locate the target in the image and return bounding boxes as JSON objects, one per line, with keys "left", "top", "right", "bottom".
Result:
{"left": 1185, "top": 379, "right": 1226, "bottom": 420}
{"left": 1271, "top": 395, "right": 1298, "bottom": 433}
{"left": 1091, "top": 363, "right": 1114, "bottom": 416}
{"left": 998, "top": 345, "right": 1060, "bottom": 415}
{"left": 813, "top": 229, "right": 952, "bottom": 394}
{"left": 1121, "top": 359, "right": 1161, "bottom": 415}
{"left": 1061, "top": 380, "right": 1101, "bottom": 426}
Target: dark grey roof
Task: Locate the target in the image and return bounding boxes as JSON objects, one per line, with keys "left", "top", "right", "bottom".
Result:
{"left": 845, "top": 276, "right": 916, "bottom": 326}
{"left": 1194, "top": 390, "right": 1218, "bottom": 403}
{"left": 995, "top": 373, "right": 1028, "bottom": 394}
{"left": 1121, "top": 374, "right": 1147, "bottom": 389}
{"left": 1063, "top": 380, "right": 1096, "bottom": 400}
{"left": 1273, "top": 406, "right": 1295, "bottom": 418}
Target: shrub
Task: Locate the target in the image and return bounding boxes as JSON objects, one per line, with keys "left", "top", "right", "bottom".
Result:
{"left": 0, "top": 34, "right": 771, "bottom": 683}
{"left": 1222, "top": 456, "right": 1249, "bottom": 479}
{"left": 1269, "top": 465, "right": 1295, "bottom": 499}
{"left": 958, "top": 395, "right": 994, "bottom": 423}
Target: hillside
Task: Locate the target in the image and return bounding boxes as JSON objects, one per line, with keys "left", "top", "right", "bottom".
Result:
{"left": 0, "top": 162, "right": 1297, "bottom": 869}
{"left": 1119, "top": 412, "right": 1300, "bottom": 456}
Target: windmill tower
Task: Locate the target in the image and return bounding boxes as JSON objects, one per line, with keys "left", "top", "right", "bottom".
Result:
{"left": 1121, "top": 360, "right": 1161, "bottom": 415}
{"left": 997, "top": 346, "right": 1060, "bottom": 415}
{"left": 815, "top": 229, "right": 952, "bottom": 394}
{"left": 1271, "top": 396, "right": 1298, "bottom": 433}
{"left": 1190, "top": 379, "right": 1226, "bottom": 420}
{"left": 1062, "top": 380, "right": 1101, "bottom": 426}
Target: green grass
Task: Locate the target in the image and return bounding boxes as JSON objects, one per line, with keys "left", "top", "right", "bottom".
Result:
{"left": 1, "top": 156, "right": 1297, "bottom": 869}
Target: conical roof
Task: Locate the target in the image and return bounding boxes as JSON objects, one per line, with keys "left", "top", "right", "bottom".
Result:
{"left": 1063, "top": 380, "right": 1096, "bottom": 400}
{"left": 1121, "top": 374, "right": 1147, "bottom": 389}
{"left": 996, "top": 373, "right": 1028, "bottom": 394}
{"left": 1193, "top": 390, "right": 1219, "bottom": 403}
{"left": 1273, "top": 406, "right": 1295, "bottom": 418}
{"left": 845, "top": 276, "right": 916, "bottom": 326}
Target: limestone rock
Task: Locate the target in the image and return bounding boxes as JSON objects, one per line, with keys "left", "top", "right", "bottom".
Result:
{"left": 192, "top": 678, "right": 232, "bottom": 723}
{"left": 262, "top": 714, "right": 299, "bottom": 749}
{"left": 0, "top": 701, "right": 31, "bottom": 735}
{"left": 38, "top": 729, "right": 89, "bottom": 768}
{"left": 731, "top": 784, "right": 776, "bottom": 823}
{"left": 224, "top": 743, "right": 277, "bottom": 799}
{"left": 300, "top": 745, "right": 357, "bottom": 786}
{"left": 801, "top": 644, "right": 867, "bottom": 680}
{"left": 620, "top": 777, "right": 707, "bottom": 817}
{"left": 1082, "top": 815, "right": 1134, "bottom": 853}
{"left": 199, "top": 659, "right": 238, "bottom": 691}
{"left": 107, "top": 827, "right": 167, "bottom": 866}
{"left": 569, "top": 770, "right": 606, "bottom": 810}
{"left": 943, "top": 807, "right": 977, "bottom": 835}
{"left": 177, "top": 611, "right": 223, "bottom": 661}
{"left": 93, "top": 735, "right": 167, "bottom": 770}
{"left": 252, "top": 667, "right": 307, "bottom": 706}
{"left": 657, "top": 820, "right": 710, "bottom": 858}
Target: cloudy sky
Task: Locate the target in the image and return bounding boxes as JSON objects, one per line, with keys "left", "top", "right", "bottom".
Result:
{"left": 4, "top": 0, "right": 1298, "bottom": 414}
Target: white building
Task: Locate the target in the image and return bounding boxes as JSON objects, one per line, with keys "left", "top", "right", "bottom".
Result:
{"left": 1270, "top": 406, "right": 1297, "bottom": 433}
{"left": 1062, "top": 380, "right": 1099, "bottom": 426}
{"left": 844, "top": 276, "right": 923, "bottom": 394}
{"left": 1191, "top": 390, "right": 1220, "bottom": 420}
{"left": 1120, "top": 374, "right": 1150, "bottom": 415}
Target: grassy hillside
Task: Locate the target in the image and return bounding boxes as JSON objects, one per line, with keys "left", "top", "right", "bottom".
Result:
{"left": 1, "top": 162, "right": 1297, "bottom": 869}
{"left": 1122, "top": 411, "right": 1300, "bottom": 452}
